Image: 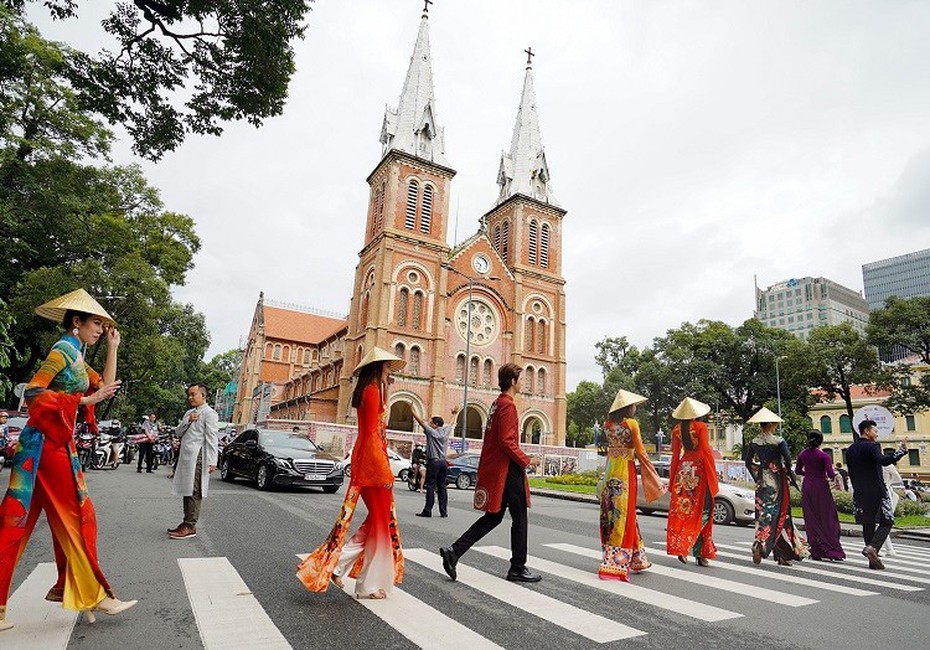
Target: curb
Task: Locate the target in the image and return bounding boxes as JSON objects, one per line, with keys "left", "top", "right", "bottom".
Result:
{"left": 530, "top": 487, "right": 597, "bottom": 505}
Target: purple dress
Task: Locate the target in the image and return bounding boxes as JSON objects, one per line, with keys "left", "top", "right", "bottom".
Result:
{"left": 795, "top": 448, "right": 846, "bottom": 560}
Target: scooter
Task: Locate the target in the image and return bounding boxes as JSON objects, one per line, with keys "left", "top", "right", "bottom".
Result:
{"left": 407, "top": 460, "right": 425, "bottom": 491}
{"left": 75, "top": 426, "right": 98, "bottom": 471}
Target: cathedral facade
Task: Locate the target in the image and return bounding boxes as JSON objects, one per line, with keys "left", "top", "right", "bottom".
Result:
{"left": 240, "top": 10, "right": 568, "bottom": 445}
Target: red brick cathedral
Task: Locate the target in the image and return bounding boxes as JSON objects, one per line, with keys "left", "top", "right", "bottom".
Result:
{"left": 234, "top": 10, "right": 567, "bottom": 445}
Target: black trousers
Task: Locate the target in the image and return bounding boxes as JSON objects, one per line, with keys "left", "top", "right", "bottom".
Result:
{"left": 137, "top": 442, "right": 154, "bottom": 471}
{"left": 451, "top": 461, "right": 527, "bottom": 570}
{"left": 863, "top": 521, "right": 893, "bottom": 552}
{"left": 424, "top": 458, "right": 448, "bottom": 515}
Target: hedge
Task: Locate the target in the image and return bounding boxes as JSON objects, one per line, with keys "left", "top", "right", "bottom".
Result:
{"left": 790, "top": 486, "right": 927, "bottom": 517}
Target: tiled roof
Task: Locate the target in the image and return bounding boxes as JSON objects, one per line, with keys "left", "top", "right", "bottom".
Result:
{"left": 263, "top": 305, "right": 347, "bottom": 345}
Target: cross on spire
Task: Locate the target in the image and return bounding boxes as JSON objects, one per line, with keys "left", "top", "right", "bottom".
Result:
{"left": 524, "top": 46, "right": 535, "bottom": 69}
{"left": 422, "top": 0, "right": 433, "bottom": 17}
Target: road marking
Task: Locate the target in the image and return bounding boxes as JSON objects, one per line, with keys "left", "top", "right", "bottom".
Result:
{"left": 3, "top": 563, "right": 77, "bottom": 650}
{"left": 647, "top": 548, "right": 877, "bottom": 596}
{"left": 473, "top": 546, "right": 741, "bottom": 622}
{"left": 179, "top": 557, "right": 292, "bottom": 650}
{"left": 296, "top": 554, "right": 503, "bottom": 649}
{"left": 840, "top": 545, "right": 930, "bottom": 567}
{"left": 547, "top": 543, "right": 818, "bottom": 607}
{"left": 706, "top": 546, "right": 922, "bottom": 592}
{"left": 405, "top": 548, "right": 645, "bottom": 642}
{"left": 713, "top": 542, "right": 930, "bottom": 585}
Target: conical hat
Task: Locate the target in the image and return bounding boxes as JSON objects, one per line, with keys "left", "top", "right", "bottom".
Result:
{"left": 353, "top": 346, "right": 406, "bottom": 375}
{"left": 608, "top": 389, "right": 647, "bottom": 414}
{"left": 672, "top": 397, "right": 711, "bottom": 420}
{"left": 747, "top": 406, "right": 783, "bottom": 424}
{"left": 35, "top": 288, "right": 115, "bottom": 326}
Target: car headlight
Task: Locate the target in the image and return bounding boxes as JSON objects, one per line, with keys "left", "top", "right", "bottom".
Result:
{"left": 273, "top": 458, "right": 292, "bottom": 469}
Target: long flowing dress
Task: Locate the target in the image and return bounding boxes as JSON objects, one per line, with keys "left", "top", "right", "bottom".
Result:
{"left": 795, "top": 447, "right": 845, "bottom": 560}
{"left": 297, "top": 383, "right": 403, "bottom": 596}
{"left": 597, "top": 417, "right": 663, "bottom": 581}
{"left": 666, "top": 421, "right": 718, "bottom": 560}
{"left": 744, "top": 433, "right": 806, "bottom": 562}
{"left": 0, "top": 335, "right": 115, "bottom": 617}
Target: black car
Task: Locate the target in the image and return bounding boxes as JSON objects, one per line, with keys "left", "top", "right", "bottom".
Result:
{"left": 446, "top": 452, "right": 480, "bottom": 490}
{"left": 219, "top": 429, "right": 344, "bottom": 493}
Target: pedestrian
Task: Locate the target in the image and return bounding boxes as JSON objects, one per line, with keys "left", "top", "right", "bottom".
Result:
{"left": 795, "top": 430, "right": 845, "bottom": 561}
{"left": 744, "top": 407, "right": 807, "bottom": 566}
{"left": 439, "top": 364, "right": 541, "bottom": 583}
{"left": 0, "top": 412, "right": 9, "bottom": 474}
{"left": 411, "top": 443, "right": 427, "bottom": 492}
{"left": 413, "top": 404, "right": 457, "bottom": 518}
{"left": 137, "top": 411, "right": 158, "bottom": 473}
{"left": 0, "top": 289, "right": 137, "bottom": 632}
{"left": 596, "top": 390, "right": 664, "bottom": 581}
{"left": 834, "top": 462, "right": 850, "bottom": 492}
{"left": 880, "top": 463, "right": 903, "bottom": 557}
{"left": 297, "top": 347, "right": 405, "bottom": 599}
{"left": 666, "top": 397, "right": 718, "bottom": 567}
{"left": 168, "top": 383, "right": 219, "bottom": 540}
{"left": 846, "top": 418, "right": 907, "bottom": 569}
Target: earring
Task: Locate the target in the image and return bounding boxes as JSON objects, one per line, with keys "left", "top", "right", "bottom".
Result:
{"left": 72, "top": 328, "right": 80, "bottom": 337}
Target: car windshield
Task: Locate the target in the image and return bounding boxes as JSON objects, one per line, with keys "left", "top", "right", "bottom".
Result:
{"left": 259, "top": 431, "right": 319, "bottom": 452}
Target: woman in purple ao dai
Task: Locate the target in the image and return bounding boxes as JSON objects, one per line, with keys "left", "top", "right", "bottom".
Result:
{"left": 794, "top": 430, "right": 845, "bottom": 561}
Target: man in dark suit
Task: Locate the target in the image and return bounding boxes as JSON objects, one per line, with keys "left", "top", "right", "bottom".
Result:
{"left": 440, "top": 364, "right": 540, "bottom": 583}
{"left": 846, "top": 418, "right": 906, "bottom": 569}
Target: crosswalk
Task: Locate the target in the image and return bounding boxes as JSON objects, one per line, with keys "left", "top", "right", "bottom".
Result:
{"left": 4, "top": 538, "right": 929, "bottom": 649}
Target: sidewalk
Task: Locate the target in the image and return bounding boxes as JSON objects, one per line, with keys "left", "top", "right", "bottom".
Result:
{"left": 529, "top": 486, "right": 930, "bottom": 541}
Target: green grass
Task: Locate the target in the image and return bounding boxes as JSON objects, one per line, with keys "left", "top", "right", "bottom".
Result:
{"left": 528, "top": 478, "right": 596, "bottom": 495}
{"left": 791, "top": 506, "right": 930, "bottom": 528}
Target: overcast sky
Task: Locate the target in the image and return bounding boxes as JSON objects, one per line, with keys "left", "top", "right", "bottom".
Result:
{"left": 34, "top": 1, "right": 930, "bottom": 390}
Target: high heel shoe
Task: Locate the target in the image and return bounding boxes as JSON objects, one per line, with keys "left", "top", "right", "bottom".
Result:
{"left": 85, "top": 597, "right": 138, "bottom": 623}
{"left": 0, "top": 606, "right": 12, "bottom": 632}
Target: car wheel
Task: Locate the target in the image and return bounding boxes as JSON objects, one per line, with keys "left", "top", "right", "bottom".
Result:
{"left": 638, "top": 507, "right": 656, "bottom": 515}
{"left": 399, "top": 468, "right": 410, "bottom": 482}
{"left": 256, "top": 464, "right": 273, "bottom": 491}
{"left": 456, "top": 473, "right": 471, "bottom": 490}
{"left": 220, "top": 458, "right": 235, "bottom": 482}
{"left": 713, "top": 498, "right": 735, "bottom": 525}
{"left": 343, "top": 464, "right": 351, "bottom": 478}
{"left": 322, "top": 485, "right": 339, "bottom": 494}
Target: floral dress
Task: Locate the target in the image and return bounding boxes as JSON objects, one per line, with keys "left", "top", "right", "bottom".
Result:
{"left": 666, "top": 421, "right": 718, "bottom": 560}
{"left": 597, "top": 418, "right": 663, "bottom": 581}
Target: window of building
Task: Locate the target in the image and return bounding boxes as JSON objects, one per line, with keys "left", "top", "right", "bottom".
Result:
{"left": 456, "top": 354, "right": 465, "bottom": 382}
{"left": 839, "top": 414, "right": 852, "bottom": 433}
{"left": 524, "top": 366, "right": 535, "bottom": 393}
{"left": 820, "top": 415, "right": 832, "bottom": 434}
{"left": 483, "top": 359, "right": 493, "bottom": 387}
{"left": 302, "top": 348, "right": 310, "bottom": 364}
{"left": 273, "top": 344, "right": 282, "bottom": 361}
{"left": 540, "top": 223, "right": 550, "bottom": 268}
{"left": 493, "top": 225, "right": 501, "bottom": 253}
{"left": 528, "top": 220, "right": 538, "bottom": 265}
{"left": 470, "top": 356, "right": 479, "bottom": 387}
{"left": 526, "top": 316, "right": 535, "bottom": 352}
{"left": 397, "top": 288, "right": 409, "bottom": 327}
{"left": 538, "top": 367, "right": 546, "bottom": 394}
{"left": 906, "top": 415, "right": 916, "bottom": 431}
{"left": 420, "top": 184, "right": 433, "bottom": 233}
{"left": 376, "top": 182, "right": 385, "bottom": 231}
{"left": 501, "top": 221, "right": 510, "bottom": 259}
{"left": 909, "top": 449, "right": 921, "bottom": 466}
{"left": 412, "top": 291, "right": 423, "bottom": 331}
{"left": 409, "top": 346, "right": 421, "bottom": 375}
{"left": 394, "top": 342, "right": 406, "bottom": 361}
{"left": 405, "top": 180, "right": 418, "bottom": 230}
{"left": 537, "top": 319, "right": 546, "bottom": 354}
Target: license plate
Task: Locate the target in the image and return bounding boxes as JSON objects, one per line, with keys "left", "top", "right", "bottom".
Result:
{"left": 305, "top": 474, "right": 327, "bottom": 481}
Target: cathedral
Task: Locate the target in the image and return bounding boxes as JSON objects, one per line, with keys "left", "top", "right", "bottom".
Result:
{"left": 233, "top": 8, "right": 568, "bottom": 445}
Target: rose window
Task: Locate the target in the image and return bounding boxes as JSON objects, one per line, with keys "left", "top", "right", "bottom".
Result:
{"left": 456, "top": 300, "right": 498, "bottom": 346}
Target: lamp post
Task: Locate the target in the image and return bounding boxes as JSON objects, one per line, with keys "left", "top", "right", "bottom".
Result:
{"left": 775, "top": 355, "right": 786, "bottom": 434}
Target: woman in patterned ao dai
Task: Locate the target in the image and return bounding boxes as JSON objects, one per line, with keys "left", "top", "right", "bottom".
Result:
{"left": 666, "top": 397, "right": 718, "bottom": 567}
{"left": 597, "top": 390, "right": 664, "bottom": 581}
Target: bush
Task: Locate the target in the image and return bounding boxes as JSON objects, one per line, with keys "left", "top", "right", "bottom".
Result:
{"left": 546, "top": 471, "right": 600, "bottom": 486}
{"left": 832, "top": 490, "right": 854, "bottom": 515}
{"left": 789, "top": 487, "right": 801, "bottom": 508}
{"left": 896, "top": 499, "right": 928, "bottom": 518}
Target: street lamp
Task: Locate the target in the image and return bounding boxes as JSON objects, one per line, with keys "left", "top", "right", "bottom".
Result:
{"left": 442, "top": 263, "right": 499, "bottom": 452}
{"left": 775, "top": 355, "right": 786, "bottom": 434}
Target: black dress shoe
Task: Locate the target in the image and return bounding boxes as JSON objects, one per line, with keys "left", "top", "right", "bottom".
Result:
{"left": 415, "top": 512, "right": 431, "bottom": 518}
{"left": 440, "top": 513, "right": 448, "bottom": 518}
{"left": 439, "top": 547, "right": 458, "bottom": 581}
{"left": 506, "top": 567, "right": 541, "bottom": 583}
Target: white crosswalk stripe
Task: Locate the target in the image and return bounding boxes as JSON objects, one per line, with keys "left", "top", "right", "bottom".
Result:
{"left": 473, "top": 545, "right": 743, "bottom": 622}
{"left": 405, "top": 547, "right": 646, "bottom": 642}
{"left": 3, "top": 563, "right": 77, "bottom": 650}
{"left": 546, "top": 543, "right": 819, "bottom": 607}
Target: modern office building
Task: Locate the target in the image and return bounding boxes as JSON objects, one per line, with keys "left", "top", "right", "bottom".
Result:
{"left": 754, "top": 276, "right": 870, "bottom": 339}
{"left": 862, "top": 248, "right": 930, "bottom": 310}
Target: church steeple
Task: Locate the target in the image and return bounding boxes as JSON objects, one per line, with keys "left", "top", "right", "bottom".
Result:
{"left": 495, "top": 49, "right": 557, "bottom": 207}
{"left": 380, "top": 7, "right": 448, "bottom": 167}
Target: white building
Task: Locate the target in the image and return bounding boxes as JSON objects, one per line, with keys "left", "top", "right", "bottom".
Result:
{"left": 754, "top": 276, "right": 870, "bottom": 339}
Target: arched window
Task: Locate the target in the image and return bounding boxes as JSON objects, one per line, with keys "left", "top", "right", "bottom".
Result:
{"left": 394, "top": 342, "right": 406, "bottom": 361}
{"left": 420, "top": 184, "right": 433, "bottom": 233}
{"left": 456, "top": 354, "right": 465, "bottom": 382}
{"left": 303, "top": 349, "right": 311, "bottom": 364}
{"left": 397, "top": 288, "right": 409, "bottom": 327}
{"left": 537, "top": 368, "right": 546, "bottom": 394}
{"left": 820, "top": 415, "right": 833, "bottom": 434}
{"left": 410, "top": 346, "right": 421, "bottom": 375}
{"left": 540, "top": 223, "right": 550, "bottom": 268}
{"left": 376, "top": 182, "right": 385, "bottom": 231}
{"left": 470, "top": 356, "right": 479, "bottom": 387}
{"left": 528, "top": 220, "right": 538, "bottom": 265}
{"left": 273, "top": 344, "right": 282, "bottom": 361}
{"left": 405, "top": 180, "right": 419, "bottom": 230}
{"left": 265, "top": 343, "right": 273, "bottom": 359}
{"left": 524, "top": 366, "right": 535, "bottom": 393}
{"left": 483, "top": 359, "right": 493, "bottom": 387}
{"left": 324, "top": 369, "right": 332, "bottom": 387}
{"left": 493, "top": 225, "right": 501, "bottom": 254}
{"left": 526, "top": 317, "right": 535, "bottom": 353}
{"left": 839, "top": 414, "right": 852, "bottom": 433}
{"left": 501, "top": 221, "right": 510, "bottom": 259}
{"left": 412, "top": 291, "right": 423, "bottom": 331}
{"left": 283, "top": 345, "right": 291, "bottom": 362}
{"left": 537, "top": 319, "right": 546, "bottom": 354}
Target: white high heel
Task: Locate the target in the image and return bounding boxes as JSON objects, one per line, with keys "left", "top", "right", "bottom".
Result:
{"left": 84, "top": 597, "right": 138, "bottom": 623}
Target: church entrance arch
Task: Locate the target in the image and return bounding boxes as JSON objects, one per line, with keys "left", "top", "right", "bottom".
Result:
{"left": 453, "top": 405, "right": 485, "bottom": 440}
{"left": 522, "top": 416, "right": 542, "bottom": 445}
{"left": 388, "top": 400, "right": 414, "bottom": 431}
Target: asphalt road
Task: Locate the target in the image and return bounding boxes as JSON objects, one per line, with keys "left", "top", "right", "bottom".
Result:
{"left": 5, "top": 464, "right": 930, "bottom": 650}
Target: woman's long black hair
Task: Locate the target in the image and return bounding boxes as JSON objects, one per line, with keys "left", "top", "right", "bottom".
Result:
{"left": 352, "top": 361, "right": 384, "bottom": 408}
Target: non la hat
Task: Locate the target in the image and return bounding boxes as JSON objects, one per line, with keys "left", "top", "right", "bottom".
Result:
{"left": 353, "top": 346, "right": 406, "bottom": 375}
{"left": 747, "top": 406, "right": 783, "bottom": 424}
{"left": 672, "top": 397, "right": 712, "bottom": 420}
{"left": 35, "top": 288, "right": 115, "bottom": 326}
{"left": 608, "top": 389, "right": 647, "bottom": 414}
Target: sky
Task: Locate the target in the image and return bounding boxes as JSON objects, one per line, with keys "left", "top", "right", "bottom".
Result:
{"left": 32, "top": 0, "right": 930, "bottom": 390}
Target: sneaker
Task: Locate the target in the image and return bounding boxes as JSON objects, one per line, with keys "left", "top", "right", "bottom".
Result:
{"left": 167, "top": 523, "right": 185, "bottom": 535}
{"left": 506, "top": 566, "right": 542, "bottom": 583}
{"left": 862, "top": 545, "right": 884, "bottom": 570}
{"left": 439, "top": 547, "right": 458, "bottom": 581}
{"left": 169, "top": 524, "right": 197, "bottom": 540}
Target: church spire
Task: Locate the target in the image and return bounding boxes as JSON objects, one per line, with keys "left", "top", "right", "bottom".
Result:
{"left": 380, "top": 6, "right": 448, "bottom": 167}
{"left": 495, "top": 48, "right": 557, "bottom": 207}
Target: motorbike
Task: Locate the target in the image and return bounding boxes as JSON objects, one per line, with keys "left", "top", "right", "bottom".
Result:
{"left": 407, "top": 459, "right": 425, "bottom": 491}
{"left": 75, "top": 425, "right": 99, "bottom": 471}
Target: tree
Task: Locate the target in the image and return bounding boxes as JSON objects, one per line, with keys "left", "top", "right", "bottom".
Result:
{"left": 867, "top": 296, "right": 930, "bottom": 364}
{"left": 10, "top": 0, "right": 313, "bottom": 160}
{"left": 0, "top": 298, "right": 14, "bottom": 403}
{"left": 806, "top": 323, "right": 881, "bottom": 441}
{"left": 200, "top": 348, "right": 242, "bottom": 398}
{"left": 566, "top": 380, "right": 610, "bottom": 446}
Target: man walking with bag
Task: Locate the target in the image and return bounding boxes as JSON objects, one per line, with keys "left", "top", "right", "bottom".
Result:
{"left": 168, "top": 383, "right": 219, "bottom": 540}
{"left": 440, "top": 364, "right": 540, "bottom": 583}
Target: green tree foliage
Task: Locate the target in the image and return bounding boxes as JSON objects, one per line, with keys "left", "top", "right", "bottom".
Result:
{"left": 0, "top": 298, "right": 14, "bottom": 401}
{"left": 566, "top": 380, "right": 609, "bottom": 447}
{"left": 806, "top": 323, "right": 881, "bottom": 440}
{"left": 199, "top": 348, "right": 241, "bottom": 398}
{"left": 8, "top": 0, "right": 313, "bottom": 160}
{"left": 867, "top": 296, "right": 930, "bottom": 416}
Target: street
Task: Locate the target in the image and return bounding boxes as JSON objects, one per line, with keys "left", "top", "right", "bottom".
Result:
{"left": 5, "top": 465, "right": 930, "bottom": 650}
